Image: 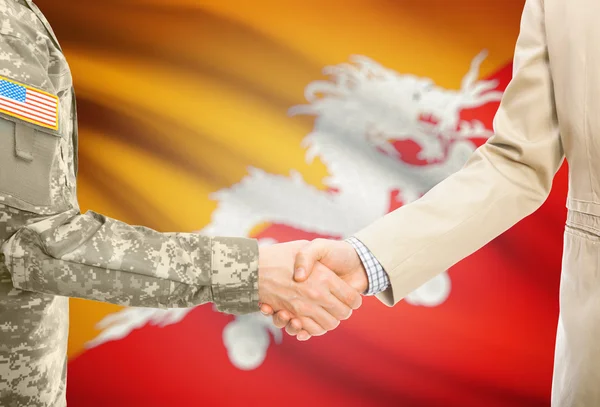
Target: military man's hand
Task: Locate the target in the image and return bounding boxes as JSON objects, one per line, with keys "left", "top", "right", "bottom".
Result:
{"left": 258, "top": 240, "right": 362, "bottom": 337}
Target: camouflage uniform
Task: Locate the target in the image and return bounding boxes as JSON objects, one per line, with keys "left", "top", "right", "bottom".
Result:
{"left": 0, "top": 1, "right": 259, "bottom": 405}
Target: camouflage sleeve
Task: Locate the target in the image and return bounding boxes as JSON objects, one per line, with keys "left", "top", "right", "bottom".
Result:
{"left": 1, "top": 209, "right": 259, "bottom": 314}
{"left": 0, "top": 3, "right": 259, "bottom": 315}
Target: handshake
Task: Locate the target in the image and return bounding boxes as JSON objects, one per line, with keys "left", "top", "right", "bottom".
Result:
{"left": 257, "top": 239, "right": 370, "bottom": 341}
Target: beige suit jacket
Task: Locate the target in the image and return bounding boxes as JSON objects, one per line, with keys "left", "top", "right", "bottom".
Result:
{"left": 355, "top": 0, "right": 600, "bottom": 405}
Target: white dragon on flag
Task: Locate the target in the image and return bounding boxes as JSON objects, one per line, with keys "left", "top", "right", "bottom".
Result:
{"left": 87, "top": 51, "right": 503, "bottom": 370}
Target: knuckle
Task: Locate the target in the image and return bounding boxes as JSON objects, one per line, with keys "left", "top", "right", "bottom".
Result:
{"left": 323, "top": 297, "right": 336, "bottom": 310}
{"left": 275, "top": 313, "right": 289, "bottom": 324}
{"left": 314, "top": 238, "right": 327, "bottom": 246}
{"left": 305, "top": 287, "right": 321, "bottom": 301}
{"left": 272, "top": 316, "right": 284, "bottom": 328}
{"left": 317, "top": 271, "right": 330, "bottom": 283}
{"left": 295, "top": 305, "right": 306, "bottom": 317}
{"left": 290, "top": 320, "right": 302, "bottom": 331}
{"left": 345, "top": 293, "right": 358, "bottom": 306}
{"left": 289, "top": 299, "right": 301, "bottom": 313}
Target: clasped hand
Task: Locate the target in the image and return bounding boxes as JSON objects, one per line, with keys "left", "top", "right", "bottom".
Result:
{"left": 258, "top": 239, "right": 368, "bottom": 341}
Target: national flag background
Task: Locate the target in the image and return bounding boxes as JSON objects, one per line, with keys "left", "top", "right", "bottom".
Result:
{"left": 34, "top": 0, "right": 566, "bottom": 406}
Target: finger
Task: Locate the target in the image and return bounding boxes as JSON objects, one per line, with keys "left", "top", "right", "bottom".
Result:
{"left": 323, "top": 298, "right": 353, "bottom": 321}
{"left": 285, "top": 318, "right": 304, "bottom": 336}
{"left": 297, "top": 330, "right": 312, "bottom": 341}
{"left": 327, "top": 270, "right": 363, "bottom": 310}
{"left": 260, "top": 303, "right": 274, "bottom": 316}
{"left": 272, "top": 310, "right": 293, "bottom": 329}
{"left": 311, "top": 263, "right": 359, "bottom": 317}
{"left": 294, "top": 239, "right": 328, "bottom": 282}
{"left": 319, "top": 292, "right": 353, "bottom": 321}
{"left": 306, "top": 305, "right": 340, "bottom": 332}
{"left": 296, "top": 317, "right": 328, "bottom": 337}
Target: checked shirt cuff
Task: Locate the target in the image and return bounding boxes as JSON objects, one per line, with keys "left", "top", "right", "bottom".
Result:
{"left": 346, "top": 236, "right": 390, "bottom": 296}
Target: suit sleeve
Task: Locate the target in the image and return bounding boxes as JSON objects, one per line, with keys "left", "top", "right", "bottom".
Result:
{"left": 354, "top": 0, "right": 564, "bottom": 306}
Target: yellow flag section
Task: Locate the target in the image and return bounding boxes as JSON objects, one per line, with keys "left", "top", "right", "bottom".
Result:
{"left": 33, "top": 0, "right": 524, "bottom": 359}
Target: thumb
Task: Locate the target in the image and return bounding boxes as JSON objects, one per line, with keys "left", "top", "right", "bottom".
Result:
{"left": 294, "top": 239, "right": 328, "bottom": 282}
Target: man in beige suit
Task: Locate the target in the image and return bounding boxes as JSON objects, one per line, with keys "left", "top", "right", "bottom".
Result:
{"left": 261, "top": 0, "right": 597, "bottom": 404}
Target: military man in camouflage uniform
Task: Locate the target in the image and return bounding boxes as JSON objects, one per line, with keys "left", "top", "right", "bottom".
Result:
{"left": 0, "top": 1, "right": 363, "bottom": 405}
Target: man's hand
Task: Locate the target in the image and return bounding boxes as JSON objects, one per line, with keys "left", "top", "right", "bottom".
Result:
{"left": 260, "top": 239, "right": 369, "bottom": 340}
{"left": 295, "top": 239, "right": 368, "bottom": 292}
{"left": 258, "top": 240, "right": 362, "bottom": 337}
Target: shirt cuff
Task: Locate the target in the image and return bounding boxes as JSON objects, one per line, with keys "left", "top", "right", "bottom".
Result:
{"left": 346, "top": 236, "right": 390, "bottom": 296}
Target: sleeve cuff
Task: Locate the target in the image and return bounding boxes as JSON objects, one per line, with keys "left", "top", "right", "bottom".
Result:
{"left": 210, "top": 237, "right": 260, "bottom": 315}
{"left": 1, "top": 227, "right": 36, "bottom": 292}
{"left": 346, "top": 236, "right": 390, "bottom": 296}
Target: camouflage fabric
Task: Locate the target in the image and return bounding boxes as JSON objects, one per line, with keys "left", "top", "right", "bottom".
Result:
{"left": 0, "top": 1, "right": 259, "bottom": 406}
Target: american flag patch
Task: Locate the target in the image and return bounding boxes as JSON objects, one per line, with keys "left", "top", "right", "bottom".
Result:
{"left": 0, "top": 76, "right": 59, "bottom": 131}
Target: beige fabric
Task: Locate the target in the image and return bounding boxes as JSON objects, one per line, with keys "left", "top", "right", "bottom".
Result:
{"left": 355, "top": 0, "right": 600, "bottom": 405}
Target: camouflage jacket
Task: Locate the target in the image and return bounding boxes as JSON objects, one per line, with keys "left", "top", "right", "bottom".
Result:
{"left": 0, "top": 1, "right": 259, "bottom": 406}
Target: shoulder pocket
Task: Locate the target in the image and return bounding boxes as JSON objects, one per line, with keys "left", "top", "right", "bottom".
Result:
{"left": 0, "top": 115, "right": 66, "bottom": 213}
{"left": 0, "top": 74, "right": 67, "bottom": 214}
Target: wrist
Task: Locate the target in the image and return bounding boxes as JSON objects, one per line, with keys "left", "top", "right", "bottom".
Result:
{"left": 256, "top": 244, "right": 295, "bottom": 308}
{"left": 355, "top": 264, "right": 369, "bottom": 294}
{"left": 342, "top": 240, "right": 369, "bottom": 293}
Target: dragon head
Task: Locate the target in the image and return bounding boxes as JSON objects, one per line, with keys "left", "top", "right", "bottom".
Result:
{"left": 290, "top": 51, "right": 502, "bottom": 163}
